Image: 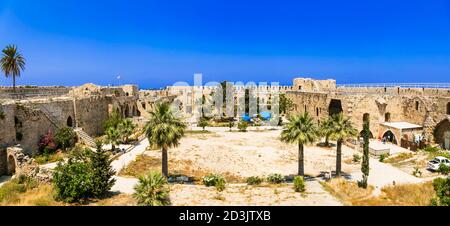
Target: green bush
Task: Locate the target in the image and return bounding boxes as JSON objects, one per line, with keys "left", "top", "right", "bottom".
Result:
{"left": 421, "top": 146, "right": 441, "bottom": 153}
{"left": 52, "top": 146, "right": 116, "bottom": 203}
{"left": 198, "top": 119, "right": 209, "bottom": 131}
{"left": 55, "top": 126, "right": 77, "bottom": 150}
{"left": 246, "top": 176, "right": 263, "bottom": 185}
{"left": 267, "top": 174, "right": 284, "bottom": 184}
{"left": 133, "top": 171, "right": 170, "bottom": 206}
{"left": 431, "top": 177, "right": 450, "bottom": 206}
{"left": 293, "top": 176, "right": 306, "bottom": 192}
{"left": 438, "top": 164, "right": 449, "bottom": 175}
{"left": 203, "top": 174, "right": 226, "bottom": 191}
{"left": 237, "top": 121, "right": 249, "bottom": 132}
{"left": 353, "top": 154, "right": 361, "bottom": 163}
{"left": 379, "top": 153, "right": 388, "bottom": 162}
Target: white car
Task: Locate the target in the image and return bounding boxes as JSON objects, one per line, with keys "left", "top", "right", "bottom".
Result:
{"left": 427, "top": 156, "right": 450, "bottom": 171}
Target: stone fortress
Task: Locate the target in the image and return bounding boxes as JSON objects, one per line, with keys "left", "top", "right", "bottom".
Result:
{"left": 1, "top": 77, "right": 450, "bottom": 177}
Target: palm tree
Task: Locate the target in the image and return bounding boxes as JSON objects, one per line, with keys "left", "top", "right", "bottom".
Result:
{"left": 133, "top": 171, "right": 170, "bottom": 206}
{"left": 145, "top": 102, "right": 186, "bottom": 177}
{"left": 105, "top": 127, "right": 121, "bottom": 151}
{"left": 280, "top": 112, "right": 318, "bottom": 176}
{"left": 319, "top": 116, "right": 334, "bottom": 147}
{"left": 119, "top": 119, "right": 136, "bottom": 143}
{"left": 330, "top": 113, "right": 357, "bottom": 177}
{"left": 1, "top": 45, "right": 25, "bottom": 92}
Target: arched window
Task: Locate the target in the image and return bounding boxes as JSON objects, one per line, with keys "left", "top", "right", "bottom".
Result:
{"left": 415, "top": 101, "right": 419, "bottom": 111}
{"left": 363, "top": 113, "right": 370, "bottom": 123}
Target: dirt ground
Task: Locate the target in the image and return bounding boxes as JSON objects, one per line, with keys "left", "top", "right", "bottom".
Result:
{"left": 143, "top": 130, "right": 360, "bottom": 180}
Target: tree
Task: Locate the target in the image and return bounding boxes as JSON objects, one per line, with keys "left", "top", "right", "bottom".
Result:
{"left": 319, "top": 116, "right": 334, "bottom": 147}
{"left": 280, "top": 112, "right": 318, "bottom": 176}
{"left": 198, "top": 118, "right": 209, "bottom": 131}
{"left": 54, "top": 126, "right": 77, "bottom": 150}
{"left": 103, "top": 109, "right": 122, "bottom": 130}
{"left": 105, "top": 127, "right": 121, "bottom": 151}
{"left": 145, "top": 102, "right": 186, "bottom": 177}
{"left": 133, "top": 171, "right": 170, "bottom": 206}
{"left": 432, "top": 177, "right": 450, "bottom": 206}
{"left": 38, "top": 130, "right": 57, "bottom": 155}
{"left": 119, "top": 119, "right": 136, "bottom": 143}
{"left": 359, "top": 120, "right": 370, "bottom": 188}
{"left": 237, "top": 121, "right": 249, "bottom": 132}
{"left": 330, "top": 113, "right": 357, "bottom": 177}
{"left": 89, "top": 142, "right": 116, "bottom": 197}
{"left": 1, "top": 45, "right": 25, "bottom": 92}
{"left": 279, "top": 94, "right": 295, "bottom": 115}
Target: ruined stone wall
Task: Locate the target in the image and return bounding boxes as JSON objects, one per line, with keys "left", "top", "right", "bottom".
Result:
{"left": 75, "top": 96, "right": 110, "bottom": 137}
{"left": 293, "top": 78, "right": 336, "bottom": 92}
{"left": 0, "top": 86, "right": 71, "bottom": 99}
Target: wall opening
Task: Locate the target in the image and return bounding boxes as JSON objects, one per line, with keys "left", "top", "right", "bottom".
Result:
{"left": 415, "top": 101, "right": 419, "bottom": 111}
{"left": 385, "top": 112, "right": 391, "bottom": 122}
{"left": 7, "top": 155, "right": 15, "bottom": 175}
{"left": 329, "top": 99, "right": 343, "bottom": 116}
{"left": 447, "top": 102, "right": 450, "bottom": 115}
{"left": 316, "top": 107, "right": 319, "bottom": 117}
{"left": 382, "top": 130, "right": 397, "bottom": 144}
{"left": 66, "top": 116, "right": 73, "bottom": 127}
{"left": 434, "top": 119, "right": 450, "bottom": 149}
{"left": 363, "top": 113, "right": 370, "bottom": 123}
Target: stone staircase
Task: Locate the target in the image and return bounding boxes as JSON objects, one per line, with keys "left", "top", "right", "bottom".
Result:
{"left": 74, "top": 128, "right": 96, "bottom": 147}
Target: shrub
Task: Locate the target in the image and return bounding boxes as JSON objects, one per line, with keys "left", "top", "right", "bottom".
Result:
{"left": 352, "top": 154, "right": 361, "bottom": 163}
{"left": 246, "top": 176, "right": 263, "bottom": 185}
{"left": 293, "top": 176, "right": 306, "bottom": 192}
{"left": 267, "top": 174, "right": 284, "bottom": 184}
{"left": 431, "top": 177, "right": 450, "bottom": 206}
{"left": 438, "top": 164, "right": 449, "bottom": 175}
{"left": 133, "top": 171, "right": 170, "bottom": 206}
{"left": 54, "top": 127, "right": 77, "bottom": 150}
{"left": 421, "top": 146, "right": 441, "bottom": 153}
{"left": 52, "top": 147, "right": 116, "bottom": 203}
{"left": 38, "top": 131, "right": 57, "bottom": 154}
{"left": 237, "top": 121, "right": 249, "bottom": 132}
{"left": 379, "top": 153, "right": 388, "bottom": 162}
{"left": 412, "top": 167, "right": 422, "bottom": 178}
{"left": 203, "top": 173, "right": 226, "bottom": 191}
{"left": 53, "top": 158, "right": 95, "bottom": 203}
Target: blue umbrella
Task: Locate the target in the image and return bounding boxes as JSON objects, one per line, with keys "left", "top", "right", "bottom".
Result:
{"left": 260, "top": 111, "right": 271, "bottom": 121}
{"left": 242, "top": 114, "right": 251, "bottom": 122}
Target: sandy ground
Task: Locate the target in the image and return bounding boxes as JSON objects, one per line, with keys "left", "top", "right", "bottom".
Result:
{"left": 170, "top": 181, "right": 342, "bottom": 206}
{"left": 144, "top": 129, "right": 359, "bottom": 178}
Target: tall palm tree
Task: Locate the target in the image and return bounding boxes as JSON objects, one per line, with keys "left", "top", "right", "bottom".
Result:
{"left": 330, "top": 113, "right": 357, "bottom": 177}
{"left": 280, "top": 112, "right": 318, "bottom": 176}
{"left": 1, "top": 45, "right": 25, "bottom": 92}
{"left": 319, "top": 116, "right": 334, "bottom": 147}
{"left": 105, "top": 127, "right": 121, "bottom": 151}
{"left": 145, "top": 102, "right": 186, "bottom": 177}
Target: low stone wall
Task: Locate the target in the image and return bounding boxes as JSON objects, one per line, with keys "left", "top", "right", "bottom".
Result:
{"left": 4, "top": 147, "right": 52, "bottom": 183}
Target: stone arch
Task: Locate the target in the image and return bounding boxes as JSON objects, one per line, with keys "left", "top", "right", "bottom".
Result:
{"left": 7, "top": 154, "right": 16, "bottom": 175}
{"left": 329, "top": 99, "right": 343, "bottom": 116}
{"left": 66, "top": 116, "right": 73, "bottom": 127}
{"left": 382, "top": 130, "right": 397, "bottom": 144}
{"left": 434, "top": 118, "right": 450, "bottom": 150}
{"left": 132, "top": 105, "right": 137, "bottom": 116}
{"left": 124, "top": 104, "right": 130, "bottom": 118}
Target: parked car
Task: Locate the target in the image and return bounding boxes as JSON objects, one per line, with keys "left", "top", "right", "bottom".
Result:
{"left": 427, "top": 156, "right": 450, "bottom": 171}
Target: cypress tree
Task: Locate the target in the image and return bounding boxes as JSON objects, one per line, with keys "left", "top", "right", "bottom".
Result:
{"left": 360, "top": 120, "right": 370, "bottom": 188}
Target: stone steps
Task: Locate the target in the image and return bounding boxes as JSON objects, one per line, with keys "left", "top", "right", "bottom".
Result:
{"left": 74, "top": 128, "right": 96, "bottom": 147}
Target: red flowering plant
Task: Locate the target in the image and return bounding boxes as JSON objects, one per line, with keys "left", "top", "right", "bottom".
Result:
{"left": 38, "top": 130, "right": 57, "bottom": 155}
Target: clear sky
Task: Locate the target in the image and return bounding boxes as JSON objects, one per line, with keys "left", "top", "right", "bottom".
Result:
{"left": 1, "top": 0, "right": 450, "bottom": 89}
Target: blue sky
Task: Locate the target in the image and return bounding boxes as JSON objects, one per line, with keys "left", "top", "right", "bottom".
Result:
{"left": 1, "top": 0, "right": 450, "bottom": 89}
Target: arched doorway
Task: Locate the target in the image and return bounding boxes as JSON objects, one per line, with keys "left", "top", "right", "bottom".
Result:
{"left": 363, "top": 113, "right": 370, "bottom": 123}
{"left": 7, "top": 155, "right": 16, "bottom": 175}
{"left": 66, "top": 116, "right": 73, "bottom": 127}
{"left": 382, "top": 130, "right": 397, "bottom": 144}
{"left": 329, "top": 99, "right": 343, "bottom": 116}
{"left": 434, "top": 119, "right": 450, "bottom": 150}
{"left": 132, "top": 105, "right": 137, "bottom": 116}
